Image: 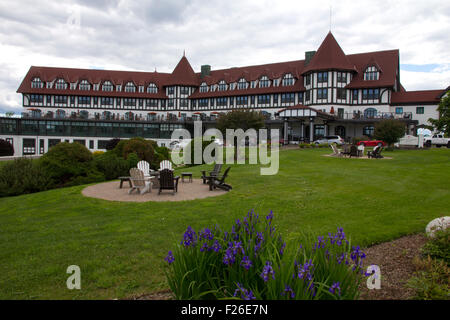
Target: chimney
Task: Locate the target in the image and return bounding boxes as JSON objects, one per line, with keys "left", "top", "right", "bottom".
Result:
{"left": 201, "top": 65, "right": 211, "bottom": 78}
{"left": 304, "top": 51, "right": 316, "bottom": 66}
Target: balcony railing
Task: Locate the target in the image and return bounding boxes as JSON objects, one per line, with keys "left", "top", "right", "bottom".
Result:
{"left": 335, "top": 112, "right": 413, "bottom": 121}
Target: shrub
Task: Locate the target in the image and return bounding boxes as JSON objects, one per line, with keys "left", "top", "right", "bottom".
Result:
{"left": 0, "top": 158, "right": 51, "bottom": 197}
{"left": 0, "top": 139, "right": 14, "bottom": 157}
{"left": 420, "top": 229, "right": 450, "bottom": 265}
{"left": 93, "top": 151, "right": 129, "bottom": 180}
{"left": 40, "top": 142, "right": 103, "bottom": 187}
{"left": 127, "top": 152, "right": 139, "bottom": 170}
{"left": 374, "top": 120, "right": 405, "bottom": 147}
{"left": 115, "top": 138, "right": 156, "bottom": 165}
{"left": 407, "top": 255, "right": 449, "bottom": 300}
{"left": 92, "top": 151, "right": 104, "bottom": 156}
{"left": 164, "top": 210, "right": 367, "bottom": 300}
{"left": 298, "top": 143, "right": 310, "bottom": 149}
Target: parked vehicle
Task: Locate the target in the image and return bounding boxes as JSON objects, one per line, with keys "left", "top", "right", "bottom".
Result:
{"left": 313, "top": 135, "right": 344, "bottom": 145}
{"left": 357, "top": 140, "right": 386, "bottom": 147}
{"left": 424, "top": 133, "right": 450, "bottom": 148}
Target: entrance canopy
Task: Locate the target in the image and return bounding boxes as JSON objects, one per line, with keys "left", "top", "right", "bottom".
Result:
{"left": 277, "top": 105, "right": 334, "bottom": 120}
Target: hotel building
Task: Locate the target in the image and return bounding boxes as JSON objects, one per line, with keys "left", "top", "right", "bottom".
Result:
{"left": 1, "top": 32, "right": 446, "bottom": 156}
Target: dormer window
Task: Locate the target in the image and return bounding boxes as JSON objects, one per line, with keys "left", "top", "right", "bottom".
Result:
{"left": 55, "top": 78, "right": 67, "bottom": 90}
{"left": 259, "top": 76, "right": 270, "bottom": 88}
{"left": 237, "top": 78, "right": 248, "bottom": 90}
{"left": 364, "top": 66, "right": 379, "bottom": 81}
{"left": 79, "top": 80, "right": 91, "bottom": 91}
{"left": 31, "top": 77, "right": 44, "bottom": 89}
{"left": 218, "top": 80, "right": 227, "bottom": 91}
{"left": 138, "top": 86, "right": 144, "bottom": 93}
{"left": 116, "top": 85, "right": 122, "bottom": 92}
{"left": 200, "top": 82, "right": 208, "bottom": 93}
{"left": 46, "top": 82, "right": 53, "bottom": 89}
{"left": 102, "top": 81, "right": 113, "bottom": 92}
{"left": 250, "top": 81, "right": 256, "bottom": 89}
{"left": 229, "top": 83, "right": 235, "bottom": 90}
{"left": 124, "top": 82, "right": 136, "bottom": 93}
{"left": 147, "top": 83, "right": 158, "bottom": 93}
{"left": 282, "top": 73, "right": 294, "bottom": 86}
{"left": 273, "top": 79, "right": 280, "bottom": 87}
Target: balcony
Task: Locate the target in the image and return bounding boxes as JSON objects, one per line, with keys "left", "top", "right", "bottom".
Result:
{"left": 335, "top": 112, "right": 413, "bottom": 122}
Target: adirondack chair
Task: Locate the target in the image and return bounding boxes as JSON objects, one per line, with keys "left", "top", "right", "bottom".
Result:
{"left": 158, "top": 169, "right": 180, "bottom": 195}
{"left": 208, "top": 167, "right": 232, "bottom": 191}
{"left": 128, "top": 168, "right": 152, "bottom": 195}
{"left": 368, "top": 146, "right": 384, "bottom": 159}
{"left": 201, "top": 164, "right": 223, "bottom": 184}
{"left": 330, "top": 144, "right": 342, "bottom": 157}
{"left": 159, "top": 160, "right": 173, "bottom": 171}
{"left": 349, "top": 145, "right": 359, "bottom": 158}
{"left": 137, "top": 160, "right": 153, "bottom": 177}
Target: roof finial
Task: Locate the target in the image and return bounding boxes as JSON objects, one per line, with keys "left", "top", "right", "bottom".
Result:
{"left": 183, "top": 49, "right": 186, "bottom": 57}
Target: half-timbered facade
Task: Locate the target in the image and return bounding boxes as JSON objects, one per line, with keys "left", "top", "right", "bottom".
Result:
{"left": 1, "top": 32, "right": 446, "bottom": 156}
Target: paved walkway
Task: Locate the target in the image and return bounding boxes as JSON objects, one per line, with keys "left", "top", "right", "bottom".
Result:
{"left": 82, "top": 178, "right": 228, "bottom": 202}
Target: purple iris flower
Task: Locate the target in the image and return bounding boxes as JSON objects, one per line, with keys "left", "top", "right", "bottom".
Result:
{"left": 164, "top": 251, "right": 175, "bottom": 264}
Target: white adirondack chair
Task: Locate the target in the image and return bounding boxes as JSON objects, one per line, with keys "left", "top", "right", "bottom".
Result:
{"left": 331, "top": 144, "right": 342, "bottom": 157}
{"left": 128, "top": 168, "right": 152, "bottom": 195}
{"left": 137, "top": 160, "right": 152, "bottom": 177}
{"left": 159, "top": 160, "right": 173, "bottom": 171}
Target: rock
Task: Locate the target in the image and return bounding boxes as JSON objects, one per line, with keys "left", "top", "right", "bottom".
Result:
{"left": 425, "top": 217, "right": 450, "bottom": 238}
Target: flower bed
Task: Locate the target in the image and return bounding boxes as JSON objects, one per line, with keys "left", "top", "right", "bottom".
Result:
{"left": 164, "top": 210, "right": 368, "bottom": 300}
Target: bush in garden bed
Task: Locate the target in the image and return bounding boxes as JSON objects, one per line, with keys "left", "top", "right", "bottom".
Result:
{"left": 164, "top": 210, "right": 368, "bottom": 300}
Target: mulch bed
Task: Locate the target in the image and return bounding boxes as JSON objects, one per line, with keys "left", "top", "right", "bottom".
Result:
{"left": 126, "top": 233, "right": 428, "bottom": 300}
{"left": 359, "top": 233, "right": 428, "bottom": 300}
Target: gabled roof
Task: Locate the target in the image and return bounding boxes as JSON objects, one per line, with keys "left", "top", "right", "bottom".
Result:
{"left": 391, "top": 89, "right": 445, "bottom": 105}
{"left": 165, "top": 56, "right": 199, "bottom": 87}
{"left": 17, "top": 66, "right": 170, "bottom": 98}
{"left": 302, "top": 32, "right": 356, "bottom": 74}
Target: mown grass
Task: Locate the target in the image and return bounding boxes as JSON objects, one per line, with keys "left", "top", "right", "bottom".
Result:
{"left": 0, "top": 148, "right": 449, "bottom": 299}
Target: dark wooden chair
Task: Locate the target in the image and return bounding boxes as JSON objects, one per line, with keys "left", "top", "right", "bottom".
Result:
{"left": 201, "top": 164, "right": 223, "bottom": 184}
{"left": 341, "top": 144, "right": 351, "bottom": 157}
{"left": 368, "top": 146, "right": 384, "bottom": 159}
{"left": 158, "top": 169, "right": 180, "bottom": 195}
{"left": 208, "top": 167, "right": 232, "bottom": 191}
{"left": 349, "top": 145, "right": 359, "bottom": 158}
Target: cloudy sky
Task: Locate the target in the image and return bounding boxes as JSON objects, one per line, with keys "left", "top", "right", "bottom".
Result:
{"left": 0, "top": 0, "right": 449, "bottom": 114}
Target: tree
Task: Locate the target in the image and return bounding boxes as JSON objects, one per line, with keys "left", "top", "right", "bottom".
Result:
{"left": 0, "top": 139, "right": 14, "bottom": 156}
{"left": 429, "top": 90, "right": 450, "bottom": 136}
{"left": 216, "top": 109, "right": 265, "bottom": 160}
{"left": 373, "top": 119, "right": 406, "bottom": 148}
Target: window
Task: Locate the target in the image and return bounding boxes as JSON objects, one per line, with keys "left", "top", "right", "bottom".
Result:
{"left": 124, "top": 98, "right": 136, "bottom": 107}
{"left": 78, "top": 96, "right": 91, "bottom": 105}
{"left": 337, "top": 72, "right": 347, "bottom": 83}
{"left": 337, "top": 88, "right": 347, "bottom": 100}
{"left": 89, "top": 140, "right": 94, "bottom": 149}
{"left": 237, "top": 78, "right": 248, "bottom": 90}
{"left": 31, "top": 78, "right": 44, "bottom": 89}
{"left": 317, "top": 72, "right": 328, "bottom": 83}
{"left": 363, "top": 126, "right": 374, "bottom": 137}
{"left": 305, "top": 74, "right": 311, "bottom": 86}
{"left": 395, "top": 107, "right": 403, "bottom": 114}
{"left": 79, "top": 80, "right": 91, "bottom": 91}
{"left": 199, "top": 99, "right": 208, "bottom": 107}
{"left": 30, "top": 94, "right": 44, "bottom": 103}
{"left": 364, "top": 66, "right": 379, "bottom": 81}
{"left": 180, "top": 87, "right": 189, "bottom": 95}
{"left": 55, "top": 79, "right": 67, "bottom": 90}
{"left": 98, "top": 140, "right": 109, "bottom": 149}
{"left": 144, "top": 83, "right": 157, "bottom": 94}
{"left": 305, "top": 90, "right": 311, "bottom": 101}
{"left": 298, "top": 92, "right": 303, "bottom": 103}
{"left": 281, "top": 93, "right": 295, "bottom": 104}
{"left": 124, "top": 82, "right": 136, "bottom": 93}
{"left": 259, "top": 76, "right": 270, "bottom": 88}
{"left": 54, "top": 95, "right": 68, "bottom": 104}
{"left": 317, "top": 88, "right": 328, "bottom": 100}
{"left": 138, "top": 86, "right": 144, "bottom": 93}
{"left": 218, "top": 80, "right": 227, "bottom": 91}
{"left": 282, "top": 74, "right": 294, "bottom": 86}
{"left": 364, "top": 108, "right": 377, "bottom": 118}
{"left": 167, "top": 87, "right": 174, "bottom": 95}
{"left": 23, "top": 138, "right": 36, "bottom": 155}
{"left": 362, "top": 89, "right": 379, "bottom": 100}
{"left": 216, "top": 97, "right": 227, "bottom": 106}
{"left": 250, "top": 81, "right": 256, "bottom": 89}
{"left": 257, "top": 95, "right": 270, "bottom": 105}
{"left": 236, "top": 96, "right": 248, "bottom": 106}
{"left": 416, "top": 107, "right": 424, "bottom": 114}
{"left": 101, "top": 97, "right": 113, "bottom": 105}
{"left": 116, "top": 85, "right": 122, "bottom": 92}
{"left": 199, "top": 83, "right": 208, "bottom": 93}
{"left": 352, "top": 89, "right": 358, "bottom": 101}
{"left": 314, "top": 125, "right": 325, "bottom": 139}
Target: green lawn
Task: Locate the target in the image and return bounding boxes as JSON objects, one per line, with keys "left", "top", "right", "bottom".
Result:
{"left": 0, "top": 148, "right": 449, "bottom": 299}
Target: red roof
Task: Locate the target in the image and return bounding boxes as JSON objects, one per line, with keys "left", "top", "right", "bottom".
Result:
{"left": 302, "top": 32, "right": 356, "bottom": 74}
{"left": 391, "top": 90, "right": 444, "bottom": 105}
{"left": 165, "top": 56, "right": 199, "bottom": 86}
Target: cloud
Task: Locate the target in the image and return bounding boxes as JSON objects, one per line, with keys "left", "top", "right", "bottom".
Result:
{"left": 0, "top": 0, "right": 449, "bottom": 113}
